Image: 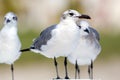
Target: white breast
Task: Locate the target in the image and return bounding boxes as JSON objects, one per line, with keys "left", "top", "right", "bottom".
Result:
{"left": 68, "top": 37, "right": 101, "bottom": 65}
{"left": 0, "top": 26, "right": 21, "bottom": 64}
{"left": 40, "top": 20, "right": 80, "bottom": 58}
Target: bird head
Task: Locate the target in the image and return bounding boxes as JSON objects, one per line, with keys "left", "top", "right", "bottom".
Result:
{"left": 4, "top": 12, "right": 18, "bottom": 26}
{"left": 61, "top": 9, "right": 91, "bottom": 22}
{"left": 78, "top": 21, "right": 91, "bottom": 37}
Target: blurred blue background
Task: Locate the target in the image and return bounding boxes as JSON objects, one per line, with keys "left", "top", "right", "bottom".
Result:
{"left": 0, "top": 0, "right": 120, "bottom": 80}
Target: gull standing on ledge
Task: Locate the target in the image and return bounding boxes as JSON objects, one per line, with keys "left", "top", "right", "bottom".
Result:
{"left": 20, "top": 9, "right": 91, "bottom": 79}
{"left": 0, "top": 12, "right": 21, "bottom": 80}
{"left": 68, "top": 21, "right": 101, "bottom": 79}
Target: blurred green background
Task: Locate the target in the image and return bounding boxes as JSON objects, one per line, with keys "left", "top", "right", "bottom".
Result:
{"left": 0, "top": 0, "right": 120, "bottom": 80}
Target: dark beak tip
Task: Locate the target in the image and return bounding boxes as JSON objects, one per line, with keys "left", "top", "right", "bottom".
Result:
{"left": 79, "top": 14, "right": 91, "bottom": 19}
{"left": 87, "top": 16, "right": 91, "bottom": 19}
{"left": 88, "top": 16, "right": 91, "bottom": 19}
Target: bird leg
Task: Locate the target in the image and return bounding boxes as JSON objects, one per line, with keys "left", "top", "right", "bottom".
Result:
{"left": 75, "top": 60, "right": 79, "bottom": 79}
{"left": 54, "top": 57, "right": 60, "bottom": 79}
{"left": 88, "top": 60, "right": 93, "bottom": 79}
{"left": 77, "top": 66, "right": 80, "bottom": 79}
{"left": 11, "top": 64, "right": 14, "bottom": 80}
{"left": 90, "top": 60, "right": 93, "bottom": 79}
{"left": 88, "top": 65, "right": 91, "bottom": 79}
{"left": 64, "top": 57, "right": 69, "bottom": 79}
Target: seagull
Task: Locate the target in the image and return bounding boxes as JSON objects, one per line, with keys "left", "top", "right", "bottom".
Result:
{"left": 0, "top": 12, "right": 21, "bottom": 80}
{"left": 20, "top": 9, "right": 91, "bottom": 79}
{"left": 68, "top": 21, "right": 101, "bottom": 79}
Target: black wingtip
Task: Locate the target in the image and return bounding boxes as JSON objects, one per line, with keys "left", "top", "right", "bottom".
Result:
{"left": 20, "top": 48, "right": 30, "bottom": 52}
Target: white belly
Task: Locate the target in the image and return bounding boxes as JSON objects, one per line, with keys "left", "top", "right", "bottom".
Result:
{"left": 68, "top": 39, "right": 101, "bottom": 65}
{"left": 39, "top": 23, "right": 80, "bottom": 58}
{"left": 0, "top": 33, "right": 21, "bottom": 64}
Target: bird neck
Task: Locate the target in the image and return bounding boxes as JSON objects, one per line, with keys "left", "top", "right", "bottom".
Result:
{"left": 1, "top": 25, "right": 18, "bottom": 36}
{"left": 60, "top": 18, "right": 76, "bottom": 26}
{"left": 80, "top": 32, "right": 95, "bottom": 44}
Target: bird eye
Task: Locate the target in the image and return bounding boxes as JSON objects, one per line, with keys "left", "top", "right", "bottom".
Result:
{"left": 69, "top": 13, "right": 74, "bottom": 16}
{"left": 78, "top": 26, "right": 81, "bottom": 29}
{"left": 13, "top": 17, "right": 17, "bottom": 20}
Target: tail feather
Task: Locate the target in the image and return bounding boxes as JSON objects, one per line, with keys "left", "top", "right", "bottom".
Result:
{"left": 20, "top": 48, "right": 30, "bottom": 52}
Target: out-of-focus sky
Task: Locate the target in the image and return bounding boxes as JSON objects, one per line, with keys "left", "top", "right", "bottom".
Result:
{"left": 0, "top": 0, "right": 120, "bottom": 33}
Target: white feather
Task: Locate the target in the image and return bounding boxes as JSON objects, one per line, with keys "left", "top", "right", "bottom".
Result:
{"left": 31, "top": 10, "right": 82, "bottom": 58}
{"left": 0, "top": 12, "right": 21, "bottom": 64}
{"left": 68, "top": 21, "right": 101, "bottom": 65}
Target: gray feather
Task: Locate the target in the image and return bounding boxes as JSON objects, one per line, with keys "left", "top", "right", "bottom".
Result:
{"left": 31, "top": 24, "right": 57, "bottom": 50}
{"left": 89, "top": 27, "right": 100, "bottom": 41}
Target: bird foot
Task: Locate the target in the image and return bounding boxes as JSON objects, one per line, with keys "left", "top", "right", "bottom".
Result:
{"left": 56, "top": 76, "right": 61, "bottom": 79}
{"left": 65, "top": 76, "right": 69, "bottom": 79}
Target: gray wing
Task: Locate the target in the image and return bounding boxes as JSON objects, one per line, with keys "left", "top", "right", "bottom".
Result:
{"left": 31, "top": 24, "right": 57, "bottom": 50}
{"left": 89, "top": 27, "right": 100, "bottom": 41}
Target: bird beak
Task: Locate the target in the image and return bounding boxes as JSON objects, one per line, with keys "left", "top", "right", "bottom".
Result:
{"left": 78, "top": 14, "right": 91, "bottom": 19}
{"left": 84, "top": 28, "right": 90, "bottom": 33}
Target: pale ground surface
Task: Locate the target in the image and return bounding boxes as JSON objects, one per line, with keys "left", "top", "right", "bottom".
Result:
{"left": 0, "top": 58, "right": 120, "bottom": 80}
